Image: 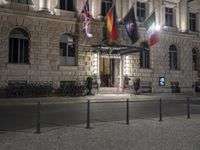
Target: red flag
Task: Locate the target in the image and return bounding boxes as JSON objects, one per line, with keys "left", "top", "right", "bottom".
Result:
{"left": 105, "top": 4, "right": 118, "bottom": 43}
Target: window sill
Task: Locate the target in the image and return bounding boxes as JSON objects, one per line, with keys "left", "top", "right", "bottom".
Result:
{"left": 139, "top": 68, "right": 153, "bottom": 73}
{"left": 192, "top": 70, "right": 198, "bottom": 73}
{"left": 54, "top": 8, "right": 76, "bottom": 17}
{"left": 137, "top": 21, "right": 145, "bottom": 27}
{"left": 59, "top": 65, "right": 78, "bottom": 71}
{"left": 8, "top": 2, "right": 34, "bottom": 11}
{"left": 6, "top": 63, "right": 30, "bottom": 69}
{"left": 162, "top": 26, "right": 177, "bottom": 32}
{"left": 169, "top": 70, "right": 181, "bottom": 73}
{"left": 188, "top": 31, "right": 199, "bottom": 36}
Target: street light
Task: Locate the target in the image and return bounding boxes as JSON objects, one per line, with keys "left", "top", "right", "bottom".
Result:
{"left": 155, "top": 24, "right": 161, "bottom": 31}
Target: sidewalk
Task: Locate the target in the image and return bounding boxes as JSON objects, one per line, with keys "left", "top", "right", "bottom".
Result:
{"left": 0, "top": 115, "right": 200, "bottom": 150}
{"left": 0, "top": 92, "right": 199, "bottom": 105}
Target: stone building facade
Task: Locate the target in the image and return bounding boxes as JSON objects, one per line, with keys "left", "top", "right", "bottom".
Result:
{"left": 0, "top": 0, "right": 200, "bottom": 93}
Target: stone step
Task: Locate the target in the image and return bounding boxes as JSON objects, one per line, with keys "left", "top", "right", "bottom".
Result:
{"left": 99, "top": 87, "right": 124, "bottom": 94}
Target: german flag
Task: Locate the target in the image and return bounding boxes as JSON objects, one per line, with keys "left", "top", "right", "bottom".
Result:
{"left": 105, "top": 4, "right": 118, "bottom": 43}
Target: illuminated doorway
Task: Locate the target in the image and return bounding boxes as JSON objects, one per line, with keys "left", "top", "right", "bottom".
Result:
{"left": 100, "top": 58, "right": 115, "bottom": 87}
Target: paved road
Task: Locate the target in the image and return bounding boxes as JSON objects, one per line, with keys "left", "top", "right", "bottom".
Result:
{"left": 0, "top": 100, "right": 200, "bottom": 131}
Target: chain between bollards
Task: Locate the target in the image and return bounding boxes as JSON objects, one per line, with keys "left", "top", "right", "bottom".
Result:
{"left": 86, "top": 100, "right": 91, "bottom": 129}
{"left": 126, "top": 98, "right": 129, "bottom": 125}
{"left": 187, "top": 97, "right": 191, "bottom": 119}
{"left": 35, "top": 102, "right": 41, "bottom": 134}
{"left": 159, "top": 98, "right": 163, "bottom": 122}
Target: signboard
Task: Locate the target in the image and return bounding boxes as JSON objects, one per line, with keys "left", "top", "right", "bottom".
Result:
{"left": 159, "top": 77, "right": 165, "bottom": 86}
{"left": 101, "top": 54, "right": 121, "bottom": 59}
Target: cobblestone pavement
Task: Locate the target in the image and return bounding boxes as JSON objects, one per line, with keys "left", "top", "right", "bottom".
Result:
{"left": 0, "top": 115, "right": 200, "bottom": 150}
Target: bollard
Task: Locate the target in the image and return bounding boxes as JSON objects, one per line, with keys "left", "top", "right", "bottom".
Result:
{"left": 187, "top": 97, "right": 191, "bottom": 119}
{"left": 86, "top": 100, "right": 91, "bottom": 129}
{"left": 159, "top": 98, "right": 163, "bottom": 122}
{"left": 126, "top": 99, "right": 129, "bottom": 125}
{"left": 35, "top": 102, "right": 41, "bottom": 134}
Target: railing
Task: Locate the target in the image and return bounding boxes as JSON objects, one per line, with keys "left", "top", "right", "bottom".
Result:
{"left": 37, "top": 98, "right": 199, "bottom": 133}
{"left": 0, "top": 97, "right": 199, "bottom": 133}
{"left": 0, "top": 81, "right": 88, "bottom": 98}
{"left": 1, "top": 2, "right": 34, "bottom": 11}
{"left": 0, "top": 81, "right": 53, "bottom": 98}
{"left": 55, "top": 81, "right": 87, "bottom": 97}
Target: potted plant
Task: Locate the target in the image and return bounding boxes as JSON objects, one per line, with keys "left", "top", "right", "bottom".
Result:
{"left": 86, "top": 76, "right": 93, "bottom": 95}
{"left": 133, "top": 77, "right": 140, "bottom": 94}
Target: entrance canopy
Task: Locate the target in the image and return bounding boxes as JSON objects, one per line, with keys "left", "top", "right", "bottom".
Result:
{"left": 92, "top": 44, "right": 148, "bottom": 55}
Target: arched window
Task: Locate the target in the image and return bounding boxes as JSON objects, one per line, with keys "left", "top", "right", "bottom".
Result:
{"left": 169, "top": 45, "right": 178, "bottom": 70}
{"left": 59, "top": 34, "right": 76, "bottom": 66}
{"left": 192, "top": 48, "right": 198, "bottom": 71}
{"left": 140, "top": 41, "right": 150, "bottom": 68}
{"left": 101, "top": 0, "right": 112, "bottom": 16}
{"left": 9, "top": 28, "right": 29, "bottom": 64}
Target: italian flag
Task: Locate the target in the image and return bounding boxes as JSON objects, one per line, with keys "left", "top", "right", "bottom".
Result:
{"left": 144, "top": 12, "right": 158, "bottom": 46}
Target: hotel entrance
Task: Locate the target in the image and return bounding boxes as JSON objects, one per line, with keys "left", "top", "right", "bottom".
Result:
{"left": 92, "top": 44, "right": 144, "bottom": 90}
{"left": 100, "top": 58, "right": 115, "bottom": 87}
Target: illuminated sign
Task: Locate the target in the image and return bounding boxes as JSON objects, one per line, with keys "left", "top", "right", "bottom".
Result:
{"left": 101, "top": 54, "right": 121, "bottom": 59}
{"left": 159, "top": 77, "right": 165, "bottom": 86}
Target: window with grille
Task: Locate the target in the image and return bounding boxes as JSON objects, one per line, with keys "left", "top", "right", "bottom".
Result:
{"left": 9, "top": 28, "right": 29, "bottom": 64}
{"left": 137, "top": 2, "right": 146, "bottom": 22}
{"left": 59, "top": 34, "right": 76, "bottom": 66}
{"left": 60, "top": 0, "right": 74, "bottom": 11}
{"left": 165, "top": 7, "right": 173, "bottom": 26}
{"left": 101, "top": 0, "right": 113, "bottom": 16}
{"left": 189, "top": 13, "right": 196, "bottom": 32}
{"left": 169, "top": 45, "right": 178, "bottom": 70}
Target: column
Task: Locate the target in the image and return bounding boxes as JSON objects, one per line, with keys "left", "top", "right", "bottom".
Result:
{"left": 122, "top": 0, "right": 129, "bottom": 19}
{"left": 116, "top": 0, "right": 122, "bottom": 21}
{"left": 91, "top": 0, "right": 98, "bottom": 19}
{"left": 179, "top": 0, "right": 187, "bottom": 32}
{"left": 39, "top": 0, "right": 50, "bottom": 11}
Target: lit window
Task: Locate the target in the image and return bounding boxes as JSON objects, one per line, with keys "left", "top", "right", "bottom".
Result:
{"left": 101, "top": 0, "right": 112, "bottom": 16}
{"left": 137, "top": 2, "right": 146, "bottom": 22}
{"left": 59, "top": 34, "right": 76, "bottom": 66}
{"left": 140, "top": 42, "right": 150, "bottom": 68}
{"left": 189, "top": 13, "right": 196, "bottom": 32}
{"left": 169, "top": 45, "right": 178, "bottom": 70}
{"left": 165, "top": 7, "right": 173, "bottom": 26}
{"left": 9, "top": 28, "right": 29, "bottom": 64}
{"left": 60, "top": 0, "right": 74, "bottom": 11}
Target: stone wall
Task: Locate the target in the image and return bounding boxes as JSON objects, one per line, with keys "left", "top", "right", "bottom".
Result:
{"left": 0, "top": 0, "right": 200, "bottom": 93}
{"left": 0, "top": 6, "right": 95, "bottom": 88}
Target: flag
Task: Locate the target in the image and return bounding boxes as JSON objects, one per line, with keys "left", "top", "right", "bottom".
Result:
{"left": 81, "top": 0, "right": 92, "bottom": 37}
{"left": 144, "top": 12, "right": 158, "bottom": 46}
{"left": 105, "top": 4, "right": 118, "bottom": 43}
{"left": 124, "top": 7, "right": 139, "bottom": 44}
